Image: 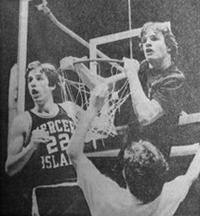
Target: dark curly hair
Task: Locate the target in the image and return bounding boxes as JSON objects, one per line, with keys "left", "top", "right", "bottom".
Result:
{"left": 122, "top": 138, "right": 169, "bottom": 204}
{"left": 140, "top": 22, "right": 178, "bottom": 61}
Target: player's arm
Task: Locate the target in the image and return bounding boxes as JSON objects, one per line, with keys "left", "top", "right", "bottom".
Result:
{"left": 5, "top": 114, "right": 50, "bottom": 176}
{"left": 68, "top": 85, "right": 108, "bottom": 169}
{"left": 5, "top": 114, "right": 34, "bottom": 176}
{"left": 184, "top": 144, "right": 200, "bottom": 184}
{"left": 123, "top": 57, "right": 164, "bottom": 126}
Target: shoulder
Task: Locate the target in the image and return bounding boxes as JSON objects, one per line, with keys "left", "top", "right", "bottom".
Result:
{"left": 160, "top": 66, "right": 185, "bottom": 89}
{"left": 156, "top": 175, "right": 190, "bottom": 216}
{"left": 12, "top": 111, "right": 31, "bottom": 128}
{"left": 11, "top": 111, "right": 32, "bottom": 135}
{"left": 163, "top": 175, "right": 191, "bottom": 197}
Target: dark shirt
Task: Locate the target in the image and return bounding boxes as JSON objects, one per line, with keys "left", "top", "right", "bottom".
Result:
{"left": 130, "top": 62, "right": 186, "bottom": 158}
{"left": 16, "top": 105, "right": 91, "bottom": 216}
{"left": 21, "top": 105, "right": 76, "bottom": 188}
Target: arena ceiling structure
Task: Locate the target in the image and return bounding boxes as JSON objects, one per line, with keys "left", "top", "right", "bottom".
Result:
{"left": 1, "top": 0, "right": 200, "bottom": 215}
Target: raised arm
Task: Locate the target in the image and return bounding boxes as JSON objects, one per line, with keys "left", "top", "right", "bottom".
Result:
{"left": 5, "top": 113, "right": 50, "bottom": 176}
{"left": 67, "top": 84, "right": 108, "bottom": 169}
{"left": 123, "top": 57, "right": 164, "bottom": 126}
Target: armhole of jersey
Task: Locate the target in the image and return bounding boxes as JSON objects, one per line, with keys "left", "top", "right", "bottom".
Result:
{"left": 23, "top": 111, "right": 32, "bottom": 146}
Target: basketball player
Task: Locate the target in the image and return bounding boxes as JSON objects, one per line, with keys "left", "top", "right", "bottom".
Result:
{"left": 5, "top": 61, "right": 91, "bottom": 216}
{"left": 121, "top": 22, "right": 186, "bottom": 160}
{"left": 67, "top": 83, "right": 200, "bottom": 216}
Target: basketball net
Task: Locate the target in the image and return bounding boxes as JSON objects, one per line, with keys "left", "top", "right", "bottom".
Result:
{"left": 58, "top": 58, "right": 129, "bottom": 143}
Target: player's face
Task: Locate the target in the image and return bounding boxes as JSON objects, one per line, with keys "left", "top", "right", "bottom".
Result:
{"left": 124, "top": 140, "right": 159, "bottom": 162}
{"left": 142, "top": 29, "right": 170, "bottom": 64}
{"left": 27, "top": 68, "right": 53, "bottom": 105}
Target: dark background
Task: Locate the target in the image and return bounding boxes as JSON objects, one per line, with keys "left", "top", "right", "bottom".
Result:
{"left": 1, "top": 0, "right": 200, "bottom": 215}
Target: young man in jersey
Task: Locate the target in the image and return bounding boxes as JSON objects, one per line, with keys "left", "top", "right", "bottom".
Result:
{"left": 68, "top": 83, "right": 200, "bottom": 216}
{"left": 120, "top": 22, "right": 186, "bottom": 160}
{"left": 5, "top": 61, "right": 91, "bottom": 216}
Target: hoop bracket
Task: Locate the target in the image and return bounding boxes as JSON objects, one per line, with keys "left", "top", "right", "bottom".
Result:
{"left": 36, "top": 0, "right": 50, "bottom": 14}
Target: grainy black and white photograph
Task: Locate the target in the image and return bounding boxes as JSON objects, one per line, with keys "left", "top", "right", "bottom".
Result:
{"left": 1, "top": 0, "right": 200, "bottom": 216}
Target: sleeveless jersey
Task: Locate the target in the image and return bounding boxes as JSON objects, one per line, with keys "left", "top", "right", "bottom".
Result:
{"left": 21, "top": 105, "right": 77, "bottom": 187}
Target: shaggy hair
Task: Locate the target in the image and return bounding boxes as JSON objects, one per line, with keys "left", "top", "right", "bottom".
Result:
{"left": 140, "top": 22, "right": 178, "bottom": 61}
{"left": 25, "top": 61, "right": 60, "bottom": 88}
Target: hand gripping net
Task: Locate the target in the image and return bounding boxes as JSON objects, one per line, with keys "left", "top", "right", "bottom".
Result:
{"left": 58, "top": 58, "right": 130, "bottom": 143}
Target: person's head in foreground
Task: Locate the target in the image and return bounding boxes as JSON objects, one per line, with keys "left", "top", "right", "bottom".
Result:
{"left": 140, "top": 22, "right": 178, "bottom": 66}
{"left": 25, "top": 61, "right": 60, "bottom": 105}
{"left": 121, "top": 137, "right": 169, "bottom": 204}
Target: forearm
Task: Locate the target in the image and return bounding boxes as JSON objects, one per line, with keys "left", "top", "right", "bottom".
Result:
{"left": 68, "top": 107, "right": 97, "bottom": 167}
{"left": 5, "top": 144, "right": 36, "bottom": 176}
{"left": 127, "top": 72, "right": 163, "bottom": 125}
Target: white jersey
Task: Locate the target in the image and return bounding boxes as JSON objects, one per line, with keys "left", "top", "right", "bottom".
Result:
{"left": 77, "top": 156, "right": 191, "bottom": 216}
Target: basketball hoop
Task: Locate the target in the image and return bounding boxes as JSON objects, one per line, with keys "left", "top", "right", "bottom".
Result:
{"left": 59, "top": 58, "right": 130, "bottom": 143}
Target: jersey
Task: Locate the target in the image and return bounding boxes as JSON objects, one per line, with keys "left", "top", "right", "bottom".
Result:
{"left": 21, "top": 104, "right": 76, "bottom": 188}
{"left": 77, "top": 156, "right": 191, "bottom": 216}
{"left": 129, "top": 62, "right": 186, "bottom": 158}
{"left": 19, "top": 104, "right": 91, "bottom": 216}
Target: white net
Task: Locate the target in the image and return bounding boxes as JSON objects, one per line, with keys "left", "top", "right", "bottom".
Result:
{"left": 58, "top": 58, "right": 130, "bottom": 143}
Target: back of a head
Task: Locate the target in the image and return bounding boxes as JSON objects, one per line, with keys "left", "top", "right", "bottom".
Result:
{"left": 140, "top": 21, "right": 178, "bottom": 61}
{"left": 122, "top": 137, "right": 169, "bottom": 204}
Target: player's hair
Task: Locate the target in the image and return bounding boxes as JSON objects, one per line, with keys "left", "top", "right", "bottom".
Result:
{"left": 140, "top": 22, "right": 178, "bottom": 60}
{"left": 122, "top": 135, "right": 169, "bottom": 204}
{"left": 25, "top": 61, "right": 60, "bottom": 88}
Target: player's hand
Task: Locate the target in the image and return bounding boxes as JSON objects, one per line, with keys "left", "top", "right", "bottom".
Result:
{"left": 89, "top": 84, "right": 109, "bottom": 112}
{"left": 123, "top": 57, "right": 140, "bottom": 76}
{"left": 29, "top": 129, "right": 51, "bottom": 150}
{"left": 60, "top": 56, "right": 87, "bottom": 71}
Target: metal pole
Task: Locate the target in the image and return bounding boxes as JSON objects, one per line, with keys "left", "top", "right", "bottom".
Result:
{"left": 128, "top": 0, "right": 133, "bottom": 59}
{"left": 17, "top": 0, "right": 30, "bottom": 114}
